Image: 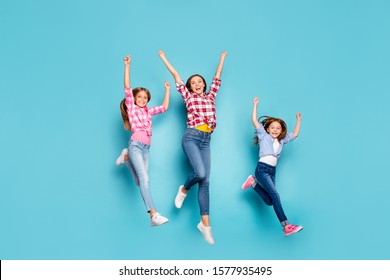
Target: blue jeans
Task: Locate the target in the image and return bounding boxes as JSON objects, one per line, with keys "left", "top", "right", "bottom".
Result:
{"left": 124, "top": 140, "right": 155, "bottom": 212}
{"left": 181, "top": 128, "right": 211, "bottom": 216}
{"left": 253, "top": 161, "right": 288, "bottom": 226}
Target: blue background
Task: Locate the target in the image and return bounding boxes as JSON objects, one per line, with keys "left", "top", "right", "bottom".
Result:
{"left": 1, "top": 0, "right": 389, "bottom": 260}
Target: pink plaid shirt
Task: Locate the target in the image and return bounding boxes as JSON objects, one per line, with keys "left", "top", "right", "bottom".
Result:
{"left": 176, "top": 78, "right": 221, "bottom": 130}
{"left": 125, "top": 88, "right": 166, "bottom": 137}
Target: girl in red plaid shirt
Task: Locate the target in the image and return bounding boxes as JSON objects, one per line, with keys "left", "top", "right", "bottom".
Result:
{"left": 116, "top": 55, "right": 171, "bottom": 227}
{"left": 159, "top": 50, "right": 227, "bottom": 244}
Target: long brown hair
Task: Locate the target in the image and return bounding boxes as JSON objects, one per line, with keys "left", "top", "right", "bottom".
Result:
{"left": 120, "top": 87, "right": 152, "bottom": 131}
{"left": 120, "top": 99, "right": 131, "bottom": 131}
{"left": 254, "top": 116, "right": 287, "bottom": 145}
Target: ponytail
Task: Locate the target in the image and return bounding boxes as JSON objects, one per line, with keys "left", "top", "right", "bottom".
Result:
{"left": 120, "top": 98, "right": 131, "bottom": 131}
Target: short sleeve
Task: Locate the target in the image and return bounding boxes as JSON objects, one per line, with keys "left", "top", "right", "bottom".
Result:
{"left": 281, "top": 132, "right": 296, "bottom": 145}
{"left": 255, "top": 125, "right": 268, "bottom": 140}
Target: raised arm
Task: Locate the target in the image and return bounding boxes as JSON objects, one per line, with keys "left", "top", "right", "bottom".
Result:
{"left": 158, "top": 50, "right": 182, "bottom": 83}
{"left": 161, "top": 81, "right": 170, "bottom": 111}
{"left": 293, "top": 112, "right": 302, "bottom": 138}
{"left": 214, "top": 51, "right": 227, "bottom": 80}
{"left": 123, "top": 55, "right": 131, "bottom": 88}
{"left": 252, "top": 97, "right": 261, "bottom": 128}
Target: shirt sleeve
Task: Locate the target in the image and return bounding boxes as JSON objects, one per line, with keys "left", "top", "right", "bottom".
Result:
{"left": 255, "top": 125, "right": 268, "bottom": 140}
{"left": 148, "top": 105, "right": 166, "bottom": 116}
{"left": 176, "top": 80, "right": 191, "bottom": 101}
{"left": 207, "top": 78, "right": 221, "bottom": 100}
{"left": 281, "top": 132, "right": 296, "bottom": 145}
{"left": 124, "top": 88, "right": 134, "bottom": 114}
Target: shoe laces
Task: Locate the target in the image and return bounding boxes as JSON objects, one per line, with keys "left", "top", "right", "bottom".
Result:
{"left": 284, "top": 224, "right": 296, "bottom": 231}
{"left": 152, "top": 212, "right": 160, "bottom": 219}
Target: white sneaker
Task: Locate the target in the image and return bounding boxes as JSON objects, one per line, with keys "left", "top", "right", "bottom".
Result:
{"left": 116, "top": 148, "right": 129, "bottom": 166}
{"left": 174, "top": 185, "right": 187, "bottom": 209}
{"left": 197, "top": 222, "right": 215, "bottom": 245}
{"left": 150, "top": 212, "right": 169, "bottom": 227}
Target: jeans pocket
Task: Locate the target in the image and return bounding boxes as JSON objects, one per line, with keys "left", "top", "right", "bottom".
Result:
{"left": 256, "top": 164, "right": 266, "bottom": 174}
{"left": 130, "top": 141, "right": 139, "bottom": 148}
{"left": 186, "top": 128, "right": 199, "bottom": 136}
{"left": 184, "top": 130, "right": 199, "bottom": 141}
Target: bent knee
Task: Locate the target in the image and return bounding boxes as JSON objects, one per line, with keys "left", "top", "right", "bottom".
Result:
{"left": 194, "top": 172, "right": 207, "bottom": 182}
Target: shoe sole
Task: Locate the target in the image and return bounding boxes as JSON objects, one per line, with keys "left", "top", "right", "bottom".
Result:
{"left": 151, "top": 219, "right": 169, "bottom": 227}
{"left": 241, "top": 175, "right": 255, "bottom": 190}
{"left": 174, "top": 186, "right": 186, "bottom": 208}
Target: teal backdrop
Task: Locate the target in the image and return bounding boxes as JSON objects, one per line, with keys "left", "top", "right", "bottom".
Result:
{"left": 1, "top": 0, "right": 389, "bottom": 259}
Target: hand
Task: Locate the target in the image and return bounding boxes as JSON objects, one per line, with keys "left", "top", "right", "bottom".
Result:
{"left": 253, "top": 97, "right": 259, "bottom": 105}
{"left": 123, "top": 55, "right": 131, "bottom": 65}
{"left": 158, "top": 50, "right": 165, "bottom": 58}
{"left": 164, "top": 81, "right": 170, "bottom": 89}
{"left": 296, "top": 112, "right": 302, "bottom": 120}
{"left": 221, "top": 51, "right": 227, "bottom": 58}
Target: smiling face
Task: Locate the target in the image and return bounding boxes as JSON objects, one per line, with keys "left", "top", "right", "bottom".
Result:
{"left": 134, "top": 90, "right": 149, "bottom": 108}
{"left": 189, "top": 76, "right": 205, "bottom": 95}
{"left": 186, "top": 75, "right": 206, "bottom": 95}
{"left": 266, "top": 121, "right": 283, "bottom": 139}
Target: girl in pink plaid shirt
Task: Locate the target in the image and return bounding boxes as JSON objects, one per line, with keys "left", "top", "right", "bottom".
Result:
{"left": 116, "top": 55, "right": 171, "bottom": 227}
{"left": 159, "top": 50, "right": 227, "bottom": 244}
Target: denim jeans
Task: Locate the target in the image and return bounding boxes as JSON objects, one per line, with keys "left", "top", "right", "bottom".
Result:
{"left": 124, "top": 140, "right": 155, "bottom": 212}
{"left": 253, "top": 161, "right": 288, "bottom": 226}
{"left": 181, "top": 128, "right": 211, "bottom": 216}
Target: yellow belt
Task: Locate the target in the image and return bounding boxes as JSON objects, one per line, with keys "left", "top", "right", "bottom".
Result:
{"left": 195, "top": 124, "right": 213, "bottom": 133}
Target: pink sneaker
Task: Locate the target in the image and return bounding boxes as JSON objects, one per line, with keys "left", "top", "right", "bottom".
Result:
{"left": 283, "top": 224, "right": 303, "bottom": 236}
{"left": 241, "top": 175, "right": 255, "bottom": 190}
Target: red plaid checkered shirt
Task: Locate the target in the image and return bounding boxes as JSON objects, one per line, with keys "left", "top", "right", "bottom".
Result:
{"left": 125, "top": 88, "right": 166, "bottom": 137}
{"left": 176, "top": 78, "right": 221, "bottom": 130}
